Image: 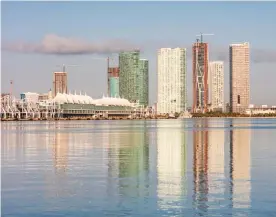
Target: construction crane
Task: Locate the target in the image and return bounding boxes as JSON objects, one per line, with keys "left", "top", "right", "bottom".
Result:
{"left": 55, "top": 64, "right": 80, "bottom": 72}
{"left": 196, "top": 32, "right": 214, "bottom": 43}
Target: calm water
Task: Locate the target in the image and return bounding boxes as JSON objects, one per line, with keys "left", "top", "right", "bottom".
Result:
{"left": 2, "top": 119, "right": 276, "bottom": 217}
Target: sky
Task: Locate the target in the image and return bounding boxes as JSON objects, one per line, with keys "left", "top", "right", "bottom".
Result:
{"left": 1, "top": 1, "right": 276, "bottom": 106}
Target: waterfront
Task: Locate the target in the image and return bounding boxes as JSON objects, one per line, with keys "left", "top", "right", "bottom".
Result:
{"left": 2, "top": 119, "right": 276, "bottom": 216}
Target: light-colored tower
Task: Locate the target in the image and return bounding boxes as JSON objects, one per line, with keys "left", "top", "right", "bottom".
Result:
{"left": 209, "top": 61, "right": 224, "bottom": 112}
{"left": 229, "top": 42, "right": 250, "bottom": 113}
{"left": 157, "top": 48, "right": 187, "bottom": 114}
{"left": 53, "top": 72, "right": 67, "bottom": 97}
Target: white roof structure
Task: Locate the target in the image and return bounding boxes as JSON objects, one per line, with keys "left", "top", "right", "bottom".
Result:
{"left": 52, "top": 92, "right": 132, "bottom": 107}
{"left": 93, "top": 96, "right": 131, "bottom": 106}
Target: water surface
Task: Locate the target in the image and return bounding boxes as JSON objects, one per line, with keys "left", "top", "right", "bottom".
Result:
{"left": 2, "top": 119, "right": 276, "bottom": 216}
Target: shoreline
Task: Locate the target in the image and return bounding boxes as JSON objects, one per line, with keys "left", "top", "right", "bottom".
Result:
{"left": 1, "top": 116, "right": 276, "bottom": 122}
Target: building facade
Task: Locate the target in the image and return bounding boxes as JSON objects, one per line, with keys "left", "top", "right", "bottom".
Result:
{"left": 53, "top": 72, "right": 68, "bottom": 97}
{"left": 20, "top": 92, "right": 39, "bottom": 103}
{"left": 229, "top": 42, "right": 250, "bottom": 113}
{"left": 137, "top": 59, "right": 149, "bottom": 106}
{"left": 209, "top": 61, "right": 224, "bottom": 112}
{"left": 157, "top": 48, "right": 187, "bottom": 114}
{"left": 119, "top": 51, "right": 149, "bottom": 107}
{"left": 109, "top": 77, "right": 120, "bottom": 97}
{"left": 193, "top": 42, "right": 209, "bottom": 113}
{"left": 108, "top": 67, "right": 119, "bottom": 97}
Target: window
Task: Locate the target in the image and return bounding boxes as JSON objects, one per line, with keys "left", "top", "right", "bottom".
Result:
{"left": 238, "top": 95, "right": 240, "bottom": 104}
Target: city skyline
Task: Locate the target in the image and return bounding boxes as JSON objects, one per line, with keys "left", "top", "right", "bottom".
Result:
{"left": 2, "top": 2, "right": 276, "bottom": 106}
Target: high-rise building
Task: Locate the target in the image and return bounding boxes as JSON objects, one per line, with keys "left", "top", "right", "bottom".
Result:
{"left": 108, "top": 67, "right": 120, "bottom": 97}
{"left": 209, "top": 61, "right": 224, "bottom": 112}
{"left": 229, "top": 42, "right": 250, "bottom": 113}
{"left": 53, "top": 72, "right": 67, "bottom": 97}
{"left": 119, "top": 51, "right": 149, "bottom": 106}
{"left": 138, "top": 59, "right": 149, "bottom": 106}
{"left": 157, "top": 48, "right": 187, "bottom": 114}
{"left": 193, "top": 42, "right": 209, "bottom": 113}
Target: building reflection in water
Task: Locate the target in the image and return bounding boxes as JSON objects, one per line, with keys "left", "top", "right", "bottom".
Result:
{"left": 230, "top": 119, "right": 251, "bottom": 209}
{"left": 207, "top": 120, "right": 225, "bottom": 208}
{"left": 157, "top": 120, "right": 187, "bottom": 211}
{"left": 107, "top": 121, "right": 150, "bottom": 206}
{"left": 52, "top": 132, "right": 69, "bottom": 174}
{"left": 193, "top": 119, "right": 209, "bottom": 215}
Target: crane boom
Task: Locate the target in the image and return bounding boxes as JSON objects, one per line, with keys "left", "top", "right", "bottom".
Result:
{"left": 196, "top": 33, "right": 214, "bottom": 43}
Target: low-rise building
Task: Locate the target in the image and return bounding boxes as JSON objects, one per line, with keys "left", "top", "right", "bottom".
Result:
{"left": 245, "top": 105, "right": 276, "bottom": 115}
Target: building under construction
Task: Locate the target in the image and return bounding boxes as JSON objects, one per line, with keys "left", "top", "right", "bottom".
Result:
{"left": 192, "top": 40, "right": 209, "bottom": 113}
{"left": 108, "top": 66, "right": 120, "bottom": 98}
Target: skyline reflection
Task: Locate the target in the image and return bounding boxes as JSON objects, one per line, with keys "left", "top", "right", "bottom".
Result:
{"left": 156, "top": 121, "right": 187, "bottom": 211}
{"left": 230, "top": 119, "right": 251, "bottom": 210}
{"left": 0, "top": 119, "right": 262, "bottom": 216}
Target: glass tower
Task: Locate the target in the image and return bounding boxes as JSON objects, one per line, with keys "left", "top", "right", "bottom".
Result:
{"left": 119, "top": 51, "right": 149, "bottom": 106}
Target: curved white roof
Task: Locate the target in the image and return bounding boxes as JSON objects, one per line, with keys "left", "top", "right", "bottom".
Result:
{"left": 52, "top": 92, "right": 131, "bottom": 107}
{"left": 94, "top": 96, "right": 131, "bottom": 106}
{"left": 66, "top": 93, "right": 74, "bottom": 104}
{"left": 53, "top": 93, "right": 68, "bottom": 104}
{"left": 72, "top": 94, "right": 80, "bottom": 104}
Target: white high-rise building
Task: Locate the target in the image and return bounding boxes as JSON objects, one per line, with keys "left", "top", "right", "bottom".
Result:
{"left": 157, "top": 48, "right": 187, "bottom": 114}
{"left": 209, "top": 61, "right": 224, "bottom": 111}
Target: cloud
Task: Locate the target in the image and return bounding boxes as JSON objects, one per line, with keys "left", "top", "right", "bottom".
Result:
{"left": 3, "top": 35, "right": 276, "bottom": 63}
{"left": 2, "top": 34, "right": 139, "bottom": 55}
{"left": 210, "top": 46, "right": 276, "bottom": 64}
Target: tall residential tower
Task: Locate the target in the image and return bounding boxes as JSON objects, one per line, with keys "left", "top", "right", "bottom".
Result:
{"left": 157, "top": 48, "right": 187, "bottom": 114}
{"left": 209, "top": 61, "right": 224, "bottom": 112}
{"left": 119, "top": 51, "right": 149, "bottom": 106}
{"left": 193, "top": 42, "right": 209, "bottom": 113}
{"left": 229, "top": 42, "right": 250, "bottom": 113}
{"left": 53, "top": 72, "right": 67, "bottom": 97}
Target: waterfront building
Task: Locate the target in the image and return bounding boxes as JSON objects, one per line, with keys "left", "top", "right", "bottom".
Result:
{"left": 193, "top": 42, "right": 209, "bottom": 113}
{"left": 108, "top": 66, "right": 120, "bottom": 97}
{"left": 157, "top": 48, "right": 187, "bottom": 114}
{"left": 119, "top": 51, "right": 149, "bottom": 107}
{"left": 209, "top": 61, "right": 224, "bottom": 112}
{"left": 53, "top": 72, "right": 67, "bottom": 97}
{"left": 20, "top": 92, "right": 39, "bottom": 104}
{"left": 229, "top": 42, "right": 250, "bottom": 113}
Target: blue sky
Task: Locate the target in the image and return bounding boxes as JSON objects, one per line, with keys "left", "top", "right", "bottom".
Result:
{"left": 2, "top": 1, "right": 276, "bottom": 105}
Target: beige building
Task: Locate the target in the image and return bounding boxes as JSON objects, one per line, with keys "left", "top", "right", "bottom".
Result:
{"left": 209, "top": 61, "right": 224, "bottom": 111}
{"left": 53, "top": 72, "right": 68, "bottom": 97}
{"left": 229, "top": 42, "right": 250, "bottom": 113}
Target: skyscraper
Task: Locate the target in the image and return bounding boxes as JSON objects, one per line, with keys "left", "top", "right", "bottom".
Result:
{"left": 53, "top": 72, "right": 67, "bottom": 97}
{"left": 108, "top": 67, "right": 120, "bottom": 97}
{"left": 193, "top": 42, "right": 209, "bottom": 113}
{"left": 119, "top": 51, "right": 149, "bottom": 106}
{"left": 138, "top": 59, "right": 149, "bottom": 106}
{"left": 157, "top": 48, "right": 187, "bottom": 114}
{"left": 229, "top": 42, "right": 250, "bottom": 113}
{"left": 209, "top": 61, "right": 224, "bottom": 112}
